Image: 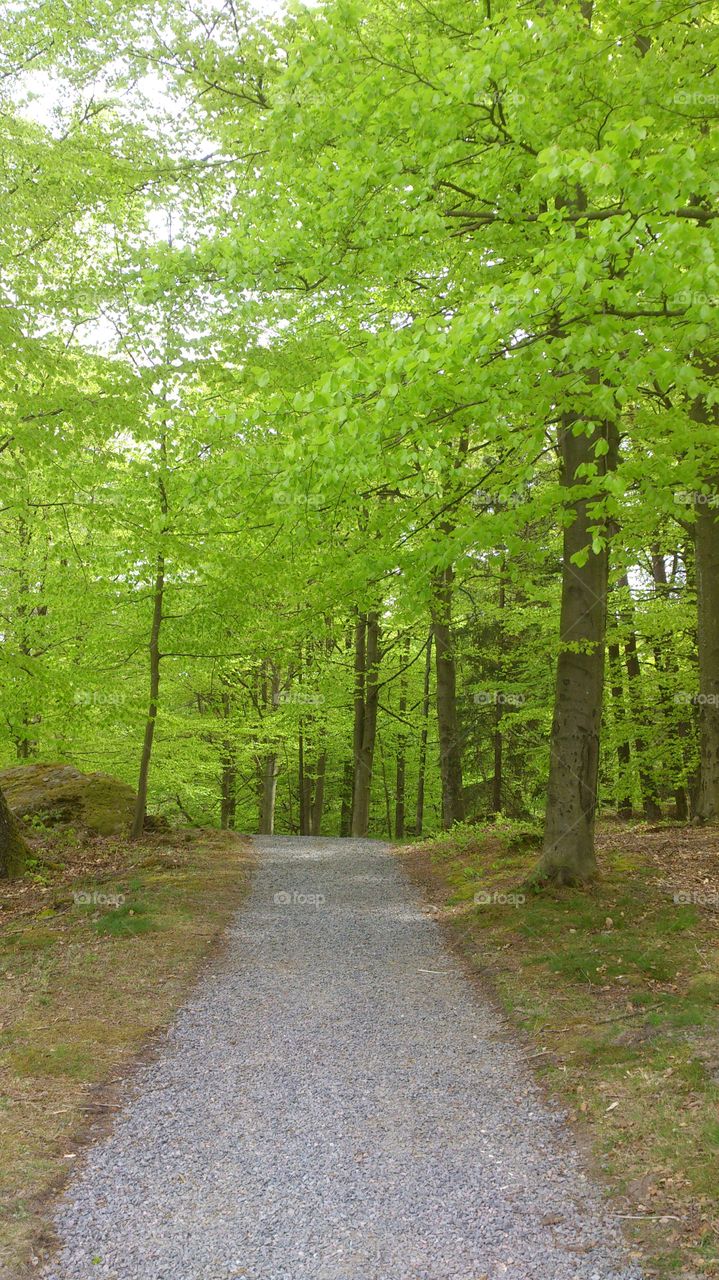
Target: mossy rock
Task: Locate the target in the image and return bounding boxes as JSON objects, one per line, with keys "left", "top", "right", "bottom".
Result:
{"left": 0, "top": 763, "right": 136, "bottom": 836}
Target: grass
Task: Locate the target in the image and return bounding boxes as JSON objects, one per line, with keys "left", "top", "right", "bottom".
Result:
{"left": 0, "top": 825, "right": 253, "bottom": 1278}
{"left": 399, "top": 820, "right": 719, "bottom": 1279}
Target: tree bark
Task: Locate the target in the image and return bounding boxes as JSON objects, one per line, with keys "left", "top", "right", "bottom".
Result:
{"left": 431, "top": 568, "right": 465, "bottom": 829}
{"left": 310, "top": 748, "right": 327, "bottom": 836}
{"left": 607, "top": 637, "right": 633, "bottom": 818}
{"left": 131, "top": 548, "right": 164, "bottom": 839}
{"left": 394, "top": 636, "right": 410, "bottom": 838}
{"left": 693, "top": 471, "right": 719, "bottom": 820}
{"left": 259, "top": 753, "right": 279, "bottom": 833}
{"left": 351, "top": 611, "right": 381, "bottom": 836}
{"left": 490, "top": 566, "right": 506, "bottom": 815}
{"left": 131, "top": 437, "right": 168, "bottom": 840}
{"left": 0, "top": 784, "right": 29, "bottom": 879}
{"left": 618, "top": 575, "right": 662, "bottom": 821}
{"left": 539, "top": 416, "right": 610, "bottom": 883}
{"left": 649, "top": 550, "right": 691, "bottom": 820}
{"left": 415, "top": 629, "right": 433, "bottom": 836}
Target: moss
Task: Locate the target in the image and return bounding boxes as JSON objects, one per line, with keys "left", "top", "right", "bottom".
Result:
{"left": 0, "top": 763, "right": 136, "bottom": 836}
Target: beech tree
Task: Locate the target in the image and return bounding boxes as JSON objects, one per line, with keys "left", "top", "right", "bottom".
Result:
{"left": 0, "top": 0, "right": 716, "bottom": 876}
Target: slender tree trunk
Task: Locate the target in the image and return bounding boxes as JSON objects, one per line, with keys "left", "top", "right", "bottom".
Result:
{"left": 350, "top": 611, "right": 366, "bottom": 820}
{"left": 491, "top": 566, "right": 506, "bottom": 815}
{"left": 607, "top": 638, "right": 633, "bottom": 818}
{"left": 298, "top": 726, "right": 310, "bottom": 835}
{"left": 618, "top": 578, "right": 662, "bottom": 821}
{"left": 310, "top": 749, "right": 327, "bottom": 836}
{"left": 694, "top": 472, "right": 719, "bottom": 820}
{"left": 539, "top": 416, "right": 611, "bottom": 884}
{"left": 431, "top": 568, "right": 465, "bottom": 829}
{"left": 220, "top": 747, "right": 237, "bottom": 829}
{"left": 0, "top": 785, "right": 29, "bottom": 879}
{"left": 131, "top": 437, "right": 168, "bottom": 840}
{"left": 219, "top": 689, "right": 236, "bottom": 829}
{"left": 394, "top": 636, "right": 409, "bottom": 838}
{"left": 415, "top": 629, "right": 433, "bottom": 836}
{"left": 649, "top": 550, "right": 690, "bottom": 820}
{"left": 351, "top": 611, "right": 380, "bottom": 836}
{"left": 379, "top": 736, "right": 393, "bottom": 839}
{"left": 131, "top": 548, "right": 165, "bottom": 839}
{"left": 339, "top": 760, "right": 353, "bottom": 837}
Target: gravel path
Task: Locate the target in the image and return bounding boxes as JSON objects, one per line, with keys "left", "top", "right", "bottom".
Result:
{"left": 44, "top": 837, "right": 642, "bottom": 1280}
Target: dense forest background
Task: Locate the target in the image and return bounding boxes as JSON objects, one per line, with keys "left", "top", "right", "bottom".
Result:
{"left": 1, "top": 0, "right": 717, "bottom": 878}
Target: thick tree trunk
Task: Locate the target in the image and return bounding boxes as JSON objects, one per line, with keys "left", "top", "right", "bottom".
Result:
{"left": 431, "top": 568, "right": 465, "bottom": 829}
{"left": 351, "top": 611, "right": 380, "bottom": 836}
{"left": 539, "top": 417, "right": 610, "bottom": 883}
{"left": 0, "top": 785, "right": 29, "bottom": 879}
{"left": 415, "top": 629, "right": 433, "bottom": 836}
{"left": 131, "top": 549, "right": 164, "bottom": 839}
{"left": 259, "top": 753, "right": 279, "bottom": 834}
{"left": 694, "top": 474, "right": 719, "bottom": 820}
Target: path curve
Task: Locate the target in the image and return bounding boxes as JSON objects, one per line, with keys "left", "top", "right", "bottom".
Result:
{"left": 44, "top": 837, "right": 642, "bottom": 1280}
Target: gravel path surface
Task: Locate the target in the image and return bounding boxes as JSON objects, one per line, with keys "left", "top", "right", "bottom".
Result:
{"left": 44, "top": 837, "right": 642, "bottom": 1280}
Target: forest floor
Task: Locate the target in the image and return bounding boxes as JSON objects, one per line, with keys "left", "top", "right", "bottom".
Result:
{"left": 0, "top": 825, "right": 253, "bottom": 1279}
{"left": 399, "top": 819, "right": 719, "bottom": 1280}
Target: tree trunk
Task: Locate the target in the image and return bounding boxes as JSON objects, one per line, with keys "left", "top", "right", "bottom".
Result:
{"left": 415, "top": 629, "right": 433, "bottom": 836}
{"left": 694, "top": 472, "right": 719, "bottom": 820}
{"left": 298, "top": 727, "right": 311, "bottom": 835}
{"left": 394, "top": 636, "right": 409, "bottom": 838}
{"left": 350, "top": 611, "right": 366, "bottom": 820}
{"left": 131, "top": 548, "right": 165, "bottom": 839}
{"left": 220, "top": 744, "right": 237, "bottom": 829}
{"left": 539, "top": 417, "right": 610, "bottom": 884}
{"left": 339, "top": 759, "right": 353, "bottom": 837}
{"left": 259, "top": 753, "right": 279, "bottom": 834}
{"left": 619, "top": 578, "right": 662, "bottom": 821}
{"left": 310, "top": 749, "right": 327, "bottom": 836}
{"left": 431, "top": 567, "right": 465, "bottom": 829}
{"left": 131, "top": 439, "right": 168, "bottom": 840}
{"left": 490, "top": 566, "right": 506, "bottom": 815}
{"left": 649, "top": 550, "right": 691, "bottom": 820}
{"left": 0, "top": 784, "right": 29, "bottom": 879}
{"left": 607, "top": 638, "right": 633, "bottom": 818}
{"left": 351, "top": 611, "right": 380, "bottom": 836}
